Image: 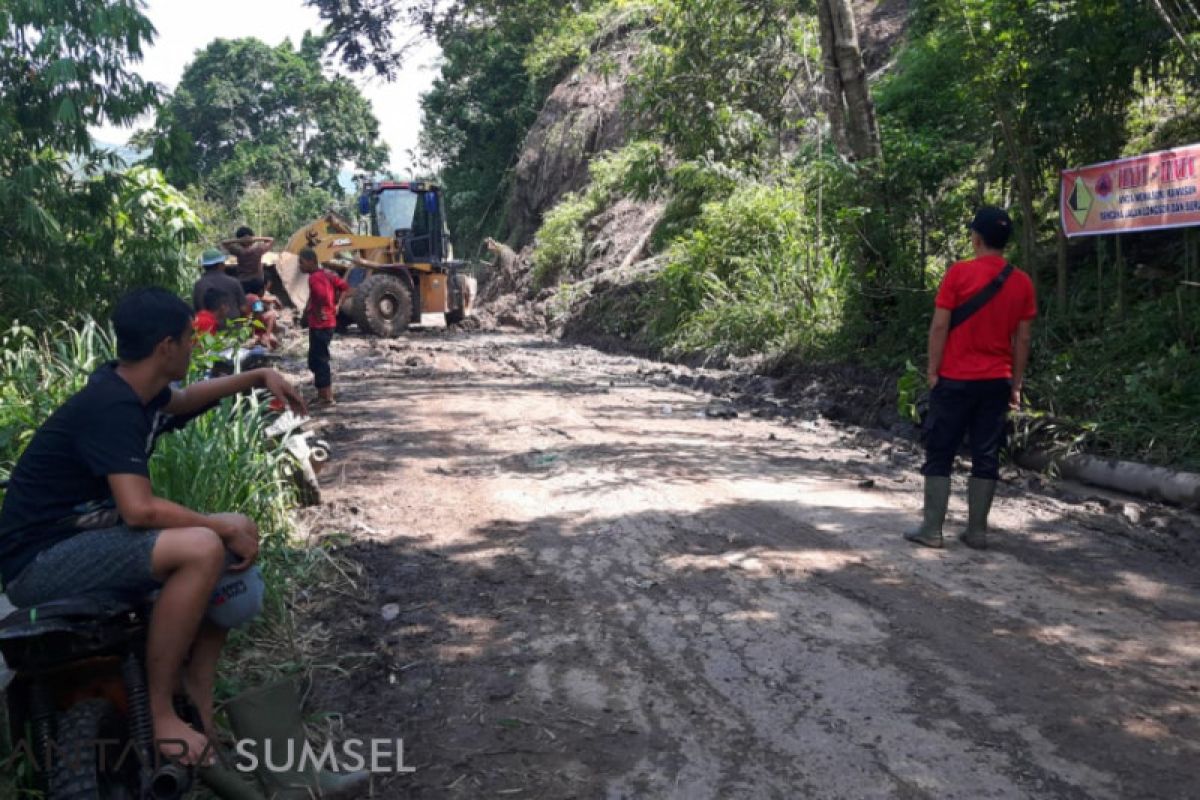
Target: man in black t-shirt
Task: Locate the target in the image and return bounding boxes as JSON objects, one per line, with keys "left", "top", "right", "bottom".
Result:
{"left": 192, "top": 247, "right": 247, "bottom": 319}
{"left": 0, "top": 288, "right": 305, "bottom": 766}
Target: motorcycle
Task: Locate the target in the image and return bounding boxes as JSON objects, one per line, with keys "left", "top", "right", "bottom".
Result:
{"left": 0, "top": 578, "right": 195, "bottom": 799}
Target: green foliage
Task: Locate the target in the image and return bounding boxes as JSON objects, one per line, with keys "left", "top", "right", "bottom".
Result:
{"left": 419, "top": 1, "right": 604, "bottom": 253}
{"left": 896, "top": 361, "right": 926, "bottom": 425}
{"left": 0, "top": 0, "right": 158, "bottom": 156}
{"left": 0, "top": 165, "right": 201, "bottom": 332}
{"left": 0, "top": 320, "right": 113, "bottom": 475}
{"left": 145, "top": 35, "right": 387, "bottom": 198}
{"left": 0, "top": 1, "right": 194, "bottom": 331}
{"left": 188, "top": 181, "right": 346, "bottom": 247}
{"left": 630, "top": 0, "right": 811, "bottom": 163}
{"left": 525, "top": 0, "right": 661, "bottom": 82}
{"left": 1030, "top": 291, "right": 1200, "bottom": 469}
{"left": 532, "top": 192, "right": 596, "bottom": 286}
{"left": 651, "top": 158, "right": 743, "bottom": 252}
{"left": 651, "top": 173, "right": 851, "bottom": 358}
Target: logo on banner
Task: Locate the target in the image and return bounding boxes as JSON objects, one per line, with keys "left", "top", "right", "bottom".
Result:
{"left": 1067, "top": 177, "right": 1093, "bottom": 226}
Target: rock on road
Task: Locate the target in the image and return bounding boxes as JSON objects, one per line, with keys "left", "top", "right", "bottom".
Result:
{"left": 292, "top": 330, "right": 1199, "bottom": 800}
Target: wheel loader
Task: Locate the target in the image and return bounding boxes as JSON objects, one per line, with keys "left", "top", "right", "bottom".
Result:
{"left": 270, "top": 182, "right": 475, "bottom": 337}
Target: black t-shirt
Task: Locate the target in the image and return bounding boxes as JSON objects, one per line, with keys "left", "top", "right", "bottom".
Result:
{"left": 192, "top": 268, "right": 246, "bottom": 318}
{"left": 0, "top": 364, "right": 187, "bottom": 585}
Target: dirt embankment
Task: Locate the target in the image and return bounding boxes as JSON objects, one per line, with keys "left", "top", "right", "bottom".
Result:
{"left": 280, "top": 328, "right": 1200, "bottom": 799}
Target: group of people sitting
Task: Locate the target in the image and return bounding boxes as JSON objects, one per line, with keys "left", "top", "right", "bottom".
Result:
{"left": 190, "top": 227, "right": 281, "bottom": 350}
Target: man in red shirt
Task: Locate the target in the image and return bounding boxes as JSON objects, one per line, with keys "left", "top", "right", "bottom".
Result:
{"left": 299, "top": 248, "right": 350, "bottom": 406}
{"left": 906, "top": 206, "right": 1036, "bottom": 550}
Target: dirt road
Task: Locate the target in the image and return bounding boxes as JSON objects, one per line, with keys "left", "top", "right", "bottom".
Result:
{"left": 287, "top": 329, "right": 1199, "bottom": 799}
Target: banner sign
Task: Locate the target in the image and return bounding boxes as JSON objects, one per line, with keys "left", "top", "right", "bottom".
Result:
{"left": 1061, "top": 143, "right": 1200, "bottom": 237}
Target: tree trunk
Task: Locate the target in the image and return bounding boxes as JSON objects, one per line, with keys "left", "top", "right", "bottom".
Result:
{"left": 816, "top": 0, "right": 881, "bottom": 163}
{"left": 996, "top": 105, "right": 1037, "bottom": 291}
{"left": 1056, "top": 225, "right": 1067, "bottom": 315}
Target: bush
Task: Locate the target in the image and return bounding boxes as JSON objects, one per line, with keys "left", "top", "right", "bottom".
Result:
{"left": 190, "top": 180, "right": 347, "bottom": 246}
{"left": 650, "top": 174, "right": 852, "bottom": 358}
{"left": 650, "top": 158, "right": 744, "bottom": 252}
{"left": 0, "top": 166, "right": 200, "bottom": 332}
{"left": 525, "top": 1, "right": 664, "bottom": 83}
{"left": 1029, "top": 293, "right": 1200, "bottom": 469}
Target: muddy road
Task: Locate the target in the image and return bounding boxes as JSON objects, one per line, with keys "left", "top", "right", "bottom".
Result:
{"left": 284, "top": 329, "right": 1199, "bottom": 799}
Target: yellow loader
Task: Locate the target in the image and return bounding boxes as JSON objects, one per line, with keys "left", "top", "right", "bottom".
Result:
{"left": 270, "top": 182, "right": 475, "bottom": 336}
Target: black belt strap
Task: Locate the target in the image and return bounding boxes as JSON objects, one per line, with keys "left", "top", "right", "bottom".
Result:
{"left": 950, "top": 262, "right": 1013, "bottom": 330}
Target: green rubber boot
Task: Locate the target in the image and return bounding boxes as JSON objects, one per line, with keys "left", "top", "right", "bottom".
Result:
{"left": 224, "top": 679, "right": 371, "bottom": 799}
{"left": 904, "top": 476, "right": 951, "bottom": 548}
{"left": 199, "top": 756, "right": 268, "bottom": 800}
{"left": 962, "top": 477, "right": 997, "bottom": 550}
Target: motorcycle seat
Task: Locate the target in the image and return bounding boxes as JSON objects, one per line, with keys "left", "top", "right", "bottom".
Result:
{"left": 0, "top": 590, "right": 155, "bottom": 636}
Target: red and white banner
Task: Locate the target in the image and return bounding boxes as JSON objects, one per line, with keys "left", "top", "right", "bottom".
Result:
{"left": 1061, "top": 143, "right": 1200, "bottom": 237}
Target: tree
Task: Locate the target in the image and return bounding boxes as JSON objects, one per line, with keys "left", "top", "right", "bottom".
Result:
{"left": 815, "top": 0, "right": 880, "bottom": 163}
{"left": 146, "top": 35, "right": 388, "bottom": 199}
{"left": 632, "top": 0, "right": 814, "bottom": 164}
{"left": 0, "top": 1, "right": 200, "bottom": 330}
{"left": 418, "top": 1, "right": 593, "bottom": 250}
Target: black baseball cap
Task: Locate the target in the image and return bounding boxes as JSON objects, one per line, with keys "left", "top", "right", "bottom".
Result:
{"left": 969, "top": 206, "right": 1012, "bottom": 249}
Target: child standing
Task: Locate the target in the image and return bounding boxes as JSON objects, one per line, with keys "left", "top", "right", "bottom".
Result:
{"left": 299, "top": 248, "right": 349, "bottom": 407}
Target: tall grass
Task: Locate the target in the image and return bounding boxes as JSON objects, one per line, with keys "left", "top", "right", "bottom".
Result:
{"left": 652, "top": 178, "right": 851, "bottom": 358}
{"left": 0, "top": 320, "right": 113, "bottom": 475}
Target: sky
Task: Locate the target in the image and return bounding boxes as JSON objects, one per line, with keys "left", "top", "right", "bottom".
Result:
{"left": 89, "top": 0, "right": 441, "bottom": 175}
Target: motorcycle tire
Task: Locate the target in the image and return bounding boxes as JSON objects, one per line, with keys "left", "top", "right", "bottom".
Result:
{"left": 50, "top": 699, "right": 137, "bottom": 800}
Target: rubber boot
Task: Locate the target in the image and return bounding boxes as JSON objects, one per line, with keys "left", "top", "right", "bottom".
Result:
{"left": 904, "top": 476, "right": 951, "bottom": 548}
{"left": 224, "top": 679, "right": 370, "bottom": 799}
{"left": 199, "top": 757, "right": 268, "bottom": 800}
{"left": 962, "top": 477, "right": 997, "bottom": 550}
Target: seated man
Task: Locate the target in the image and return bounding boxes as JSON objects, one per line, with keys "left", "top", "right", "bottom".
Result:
{"left": 0, "top": 288, "right": 305, "bottom": 765}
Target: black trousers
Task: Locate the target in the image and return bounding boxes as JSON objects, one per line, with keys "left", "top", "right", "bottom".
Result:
{"left": 308, "top": 328, "right": 334, "bottom": 389}
{"left": 921, "top": 378, "right": 1011, "bottom": 479}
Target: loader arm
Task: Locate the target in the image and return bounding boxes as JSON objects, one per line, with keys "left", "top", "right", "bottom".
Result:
{"left": 282, "top": 213, "right": 397, "bottom": 266}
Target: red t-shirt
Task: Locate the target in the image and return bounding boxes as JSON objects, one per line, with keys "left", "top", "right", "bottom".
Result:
{"left": 194, "top": 309, "right": 220, "bottom": 335}
{"left": 935, "top": 255, "right": 1037, "bottom": 380}
{"left": 306, "top": 270, "right": 349, "bottom": 330}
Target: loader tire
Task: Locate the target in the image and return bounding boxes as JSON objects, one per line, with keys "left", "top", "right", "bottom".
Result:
{"left": 351, "top": 274, "right": 412, "bottom": 338}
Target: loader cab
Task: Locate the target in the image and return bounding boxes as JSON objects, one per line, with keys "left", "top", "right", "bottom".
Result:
{"left": 361, "top": 182, "right": 454, "bottom": 264}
